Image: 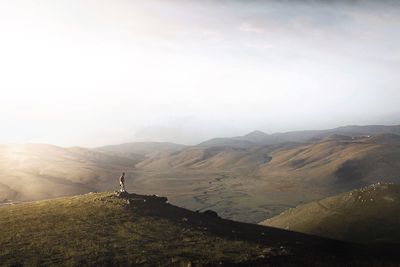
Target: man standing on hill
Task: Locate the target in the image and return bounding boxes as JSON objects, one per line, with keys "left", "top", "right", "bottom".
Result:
{"left": 119, "top": 172, "right": 126, "bottom": 192}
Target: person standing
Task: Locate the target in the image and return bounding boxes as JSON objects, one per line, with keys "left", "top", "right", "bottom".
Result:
{"left": 119, "top": 172, "right": 126, "bottom": 192}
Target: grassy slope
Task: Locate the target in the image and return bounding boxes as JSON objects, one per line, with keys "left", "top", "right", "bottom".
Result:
{"left": 1, "top": 192, "right": 400, "bottom": 266}
{"left": 0, "top": 193, "right": 275, "bottom": 266}
{"left": 261, "top": 184, "right": 400, "bottom": 244}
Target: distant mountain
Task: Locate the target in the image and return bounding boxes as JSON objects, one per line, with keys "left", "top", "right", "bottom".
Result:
{"left": 196, "top": 137, "right": 257, "bottom": 149}
{"left": 261, "top": 183, "right": 400, "bottom": 244}
{"left": 197, "top": 130, "right": 285, "bottom": 148}
{"left": 1, "top": 192, "right": 400, "bottom": 266}
{"left": 95, "top": 142, "right": 187, "bottom": 159}
{"left": 197, "top": 125, "right": 400, "bottom": 148}
{"left": 0, "top": 144, "right": 136, "bottom": 203}
{"left": 244, "top": 130, "right": 269, "bottom": 140}
{"left": 368, "top": 133, "right": 400, "bottom": 144}
{"left": 270, "top": 124, "right": 400, "bottom": 143}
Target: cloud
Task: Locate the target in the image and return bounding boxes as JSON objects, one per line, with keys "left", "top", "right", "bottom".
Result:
{"left": 238, "top": 22, "right": 265, "bottom": 33}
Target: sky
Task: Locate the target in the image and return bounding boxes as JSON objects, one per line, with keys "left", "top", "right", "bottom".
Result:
{"left": 0, "top": 0, "right": 399, "bottom": 147}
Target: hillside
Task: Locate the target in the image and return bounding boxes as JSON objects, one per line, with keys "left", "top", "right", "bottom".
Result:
{"left": 2, "top": 128, "right": 400, "bottom": 224}
{"left": 136, "top": 142, "right": 301, "bottom": 172}
{"left": 255, "top": 134, "right": 400, "bottom": 189}
{"left": 0, "top": 144, "right": 137, "bottom": 203}
{"left": 261, "top": 183, "right": 400, "bottom": 244}
{"left": 137, "top": 134, "right": 400, "bottom": 187}
{"left": 1, "top": 192, "right": 399, "bottom": 266}
{"left": 95, "top": 142, "right": 187, "bottom": 159}
{"left": 137, "top": 145, "right": 275, "bottom": 171}
{"left": 132, "top": 134, "right": 400, "bottom": 223}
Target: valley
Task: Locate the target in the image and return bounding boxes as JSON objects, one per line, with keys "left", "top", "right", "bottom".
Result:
{"left": 1, "top": 125, "right": 400, "bottom": 224}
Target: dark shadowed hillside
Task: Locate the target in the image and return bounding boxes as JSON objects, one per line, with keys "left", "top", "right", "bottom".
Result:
{"left": 1, "top": 192, "right": 400, "bottom": 266}
{"left": 261, "top": 184, "right": 400, "bottom": 244}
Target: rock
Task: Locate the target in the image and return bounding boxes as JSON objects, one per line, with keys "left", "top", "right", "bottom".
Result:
{"left": 149, "top": 195, "right": 168, "bottom": 203}
{"left": 262, "top": 248, "right": 273, "bottom": 254}
{"left": 115, "top": 191, "right": 130, "bottom": 198}
{"left": 159, "top": 196, "right": 168, "bottom": 203}
{"left": 202, "top": 210, "right": 219, "bottom": 218}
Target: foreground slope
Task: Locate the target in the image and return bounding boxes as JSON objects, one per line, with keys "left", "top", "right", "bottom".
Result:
{"left": 1, "top": 192, "right": 399, "bottom": 266}
{"left": 261, "top": 184, "right": 400, "bottom": 244}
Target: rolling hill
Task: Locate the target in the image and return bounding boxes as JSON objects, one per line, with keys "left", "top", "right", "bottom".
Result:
{"left": 132, "top": 133, "right": 400, "bottom": 223}
{"left": 2, "top": 125, "right": 400, "bottom": 224}
{"left": 136, "top": 140, "right": 305, "bottom": 172}
{"left": 1, "top": 191, "right": 399, "bottom": 266}
{"left": 0, "top": 144, "right": 137, "bottom": 203}
{"left": 138, "top": 133, "right": 400, "bottom": 185}
{"left": 95, "top": 142, "right": 187, "bottom": 159}
{"left": 254, "top": 133, "right": 400, "bottom": 189}
{"left": 261, "top": 183, "right": 400, "bottom": 244}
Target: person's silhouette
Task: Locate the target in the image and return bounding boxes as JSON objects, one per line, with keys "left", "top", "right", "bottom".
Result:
{"left": 119, "top": 172, "right": 126, "bottom": 192}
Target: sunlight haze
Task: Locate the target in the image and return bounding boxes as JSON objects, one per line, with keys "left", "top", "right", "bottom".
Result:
{"left": 0, "top": 0, "right": 399, "bottom": 147}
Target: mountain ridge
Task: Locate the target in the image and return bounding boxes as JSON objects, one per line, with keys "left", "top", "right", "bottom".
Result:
{"left": 197, "top": 124, "right": 400, "bottom": 148}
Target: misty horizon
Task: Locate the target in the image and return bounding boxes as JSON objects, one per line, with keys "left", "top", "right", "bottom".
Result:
{"left": 3, "top": 123, "right": 400, "bottom": 149}
{"left": 1, "top": 0, "right": 400, "bottom": 147}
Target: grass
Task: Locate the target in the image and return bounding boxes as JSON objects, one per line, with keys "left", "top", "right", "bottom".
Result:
{"left": 0, "top": 192, "right": 275, "bottom": 266}
{"left": 262, "top": 184, "right": 400, "bottom": 243}
{"left": 1, "top": 192, "right": 400, "bottom": 266}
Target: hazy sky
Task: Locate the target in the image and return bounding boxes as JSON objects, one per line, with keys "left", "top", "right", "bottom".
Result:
{"left": 0, "top": 0, "right": 399, "bottom": 147}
